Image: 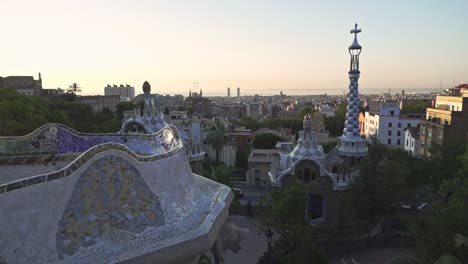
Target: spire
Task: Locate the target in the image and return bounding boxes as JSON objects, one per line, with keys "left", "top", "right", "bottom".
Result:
{"left": 336, "top": 23, "right": 367, "bottom": 157}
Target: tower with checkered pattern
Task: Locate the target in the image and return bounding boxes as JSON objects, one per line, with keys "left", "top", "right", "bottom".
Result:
{"left": 336, "top": 23, "right": 368, "bottom": 157}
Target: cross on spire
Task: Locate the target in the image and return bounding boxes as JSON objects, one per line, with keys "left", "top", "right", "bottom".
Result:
{"left": 350, "top": 23, "right": 361, "bottom": 36}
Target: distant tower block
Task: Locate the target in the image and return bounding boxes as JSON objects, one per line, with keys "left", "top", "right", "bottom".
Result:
{"left": 336, "top": 23, "right": 368, "bottom": 157}
{"left": 227, "top": 87, "right": 231, "bottom": 97}
{"left": 237, "top": 87, "right": 240, "bottom": 97}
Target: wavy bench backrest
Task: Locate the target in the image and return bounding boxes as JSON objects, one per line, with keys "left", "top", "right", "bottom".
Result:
{"left": 0, "top": 123, "right": 181, "bottom": 157}
{"left": 0, "top": 124, "right": 184, "bottom": 194}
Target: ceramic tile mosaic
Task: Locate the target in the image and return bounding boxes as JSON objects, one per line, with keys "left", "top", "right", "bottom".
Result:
{"left": 56, "top": 156, "right": 165, "bottom": 259}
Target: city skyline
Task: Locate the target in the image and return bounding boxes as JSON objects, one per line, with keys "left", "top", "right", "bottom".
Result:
{"left": 1, "top": 0, "right": 467, "bottom": 96}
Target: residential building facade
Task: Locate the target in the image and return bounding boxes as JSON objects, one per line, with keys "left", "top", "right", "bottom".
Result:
{"left": 364, "top": 103, "right": 424, "bottom": 148}
{"left": 104, "top": 84, "right": 135, "bottom": 100}
{"left": 77, "top": 95, "right": 121, "bottom": 112}
{"left": 419, "top": 95, "right": 468, "bottom": 157}
{"left": 404, "top": 127, "right": 420, "bottom": 156}
{"left": 247, "top": 149, "right": 278, "bottom": 187}
{"left": 0, "top": 73, "right": 42, "bottom": 96}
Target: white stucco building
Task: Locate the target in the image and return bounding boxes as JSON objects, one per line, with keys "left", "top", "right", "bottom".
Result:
{"left": 104, "top": 84, "right": 135, "bottom": 101}
{"left": 404, "top": 127, "right": 420, "bottom": 156}
{"left": 364, "top": 103, "right": 424, "bottom": 147}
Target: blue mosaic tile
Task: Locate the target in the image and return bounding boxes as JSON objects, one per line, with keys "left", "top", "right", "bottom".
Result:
{"left": 56, "top": 156, "right": 165, "bottom": 259}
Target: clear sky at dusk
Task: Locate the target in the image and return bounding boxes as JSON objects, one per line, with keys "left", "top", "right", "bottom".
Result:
{"left": 1, "top": 0, "right": 467, "bottom": 96}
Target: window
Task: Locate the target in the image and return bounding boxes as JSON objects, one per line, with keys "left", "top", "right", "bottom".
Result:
{"left": 398, "top": 123, "right": 401, "bottom": 128}
{"left": 297, "top": 169, "right": 303, "bottom": 180}
{"left": 390, "top": 110, "right": 394, "bottom": 116}
{"left": 397, "top": 139, "right": 401, "bottom": 145}
{"left": 304, "top": 168, "right": 311, "bottom": 183}
{"left": 311, "top": 171, "right": 317, "bottom": 181}
{"left": 407, "top": 123, "right": 411, "bottom": 128}
{"left": 388, "top": 139, "right": 391, "bottom": 145}
{"left": 307, "top": 194, "right": 324, "bottom": 220}
{"left": 388, "top": 130, "right": 392, "bottom": 136}
{"left": 397, "top": 131, "right": 401, "bottom": 136}
{"left": 412, "top": 141, "right": 414, "bottom": 147}
{"left": 332, "top": 166, "right": 338, "bottom": 173}
{"left": 388, "top": 122, "right": 392, "bottom": 128}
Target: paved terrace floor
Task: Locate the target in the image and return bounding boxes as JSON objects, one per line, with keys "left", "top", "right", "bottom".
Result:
{"left": 0, "top": 161, "right": 69, "bottom": 184}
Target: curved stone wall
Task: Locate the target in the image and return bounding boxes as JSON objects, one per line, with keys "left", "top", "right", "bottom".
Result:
{"left": 0, "top": 147, "right": 231, "bottom": 264}
{"left": 0, "top": 124, "right": 232, "bottom": 263}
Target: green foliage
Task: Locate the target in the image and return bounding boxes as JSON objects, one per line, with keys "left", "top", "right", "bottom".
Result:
{"left": 264, "top": 184, "right": 308, "bottom": 231}
{"left": 0, "top": 89, "right": 50, "bottom": 135}
{"left": 324, "top": 102, "right": 346, "bottom": 136}
{"left": 197, "top": 255, "right": 210, "bottom": 264}
{"left": 206, "top": 121, "right": 226, "bottom": 162}
{"left": 298, "top": 107, "right": 315, "bottom": 119}
{"left": 0, "top": 89, "right": 122, "bottom": 135}
{"left": 426, "top": 144, "right": 466, "bottom": 189}
{"left": 235, "top": 145, "right": 251, "bottom": 169}
{"left": 400, "top": 100, "right": 431, "bottom": 114}
{"left": 349, "top": 143, "right": 430, "bottom": 219}
{"left": 257, "top": 184, "right": 329, "bottom": 264}
{"left": 252, "top": 133, "right": 284, "bottom": 149}
{"left": 321, "top": 140, "right": 337, "bottom": 153}
{"left": 67, "top": 82, "right": 81, "bottom": 95}
{"left": 409, "top": 176, "right": 468, "bottom": 263}
{"left": 115, "top": 101, "right": 136, "bottom": 120}
{"left": 202, "top": 163, "right": 231, "bottom": 186}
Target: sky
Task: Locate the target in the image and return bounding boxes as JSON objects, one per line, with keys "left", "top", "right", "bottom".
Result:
{"left": 1, "top": 0, "right": 467, "bottom": 96}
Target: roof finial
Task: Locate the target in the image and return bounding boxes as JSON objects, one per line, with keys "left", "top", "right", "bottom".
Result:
{"left": 350, "top": 23, "right": 361, "bottom": 36}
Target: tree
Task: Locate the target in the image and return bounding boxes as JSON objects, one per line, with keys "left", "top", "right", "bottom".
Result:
{"left": 206, "top": 121, "right": 226, "bottom": 163}
{"left": 257, "top": 184, "right": 328, "bottom": 264}
{"left": 252, "top": 133, "right": 284, "bottom": 149}
{"left": 203, "top": 164, "right": 232, "bottom": 186}
{"left": 235, "top": 145, "right": 251, "bottom": 169}
{"left": 400, "top": 100, "right": 431, "bottom": 114}
{"left": 298, "top": 107, "right": 315, "bottom": 119}
{"left": 0, "top": 89, "right": 50, "bottom": 135}
{"left": 348, "top": 143, "right": 428, "bottom": 219}
{"left": 115, "top": 101, "right": 136, "bottom": 120}
{"left": 61, "top": 102, "right": 96, "bottom": 132}
{"left": 409, "top": 178, "right": 468, "bottom": 263}
{"left": 67, "top": 83, "right": 82, "bottom": 95}
{"left": 324, "top": 102, "right": 346, "bottom": 137}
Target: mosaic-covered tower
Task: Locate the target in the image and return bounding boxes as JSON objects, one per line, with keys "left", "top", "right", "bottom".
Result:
{"left": 337, "top": 23, "right": 368, "bottom": 156}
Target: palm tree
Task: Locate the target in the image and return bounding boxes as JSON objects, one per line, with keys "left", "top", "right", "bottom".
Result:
{"left": 206, "top": 121, "right": 226, "bottom": 163}
{"left": 68, "top": 83, "right": 82, "bottom": 95}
